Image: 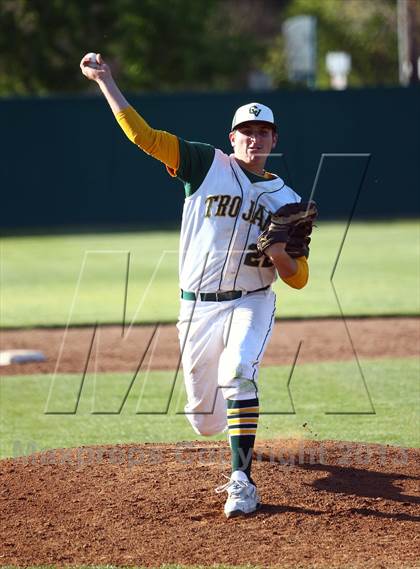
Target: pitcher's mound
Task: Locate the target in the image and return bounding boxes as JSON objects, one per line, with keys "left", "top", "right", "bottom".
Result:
{"left": 1, "top": 440, "right": 419, "bottom": 568}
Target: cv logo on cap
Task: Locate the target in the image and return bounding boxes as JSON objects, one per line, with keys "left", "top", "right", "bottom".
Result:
{"left": 231, "top": 102, "right": 275, "bottom": 130}
{"left": 249, "top": 105, "right": 261, "bottom": 117}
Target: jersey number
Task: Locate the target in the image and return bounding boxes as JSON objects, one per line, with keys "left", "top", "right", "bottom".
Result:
{"left": 243, "top": 244, "right": 274, "bottom": 268}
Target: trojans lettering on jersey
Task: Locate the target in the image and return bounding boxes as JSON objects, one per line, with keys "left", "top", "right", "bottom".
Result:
{"left": 204, "top": 195, "right": 270, "bottom": 231}
{"left": 179, "top": 149, "right": 301, "bottom": 293}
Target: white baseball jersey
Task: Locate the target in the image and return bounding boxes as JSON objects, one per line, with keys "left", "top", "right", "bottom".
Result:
{"left": 179, "top": 149, "right": 301, "bottom": 293}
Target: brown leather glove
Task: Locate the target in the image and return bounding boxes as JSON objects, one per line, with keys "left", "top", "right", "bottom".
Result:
{"left": 256, "top": 201, "right": 318, "bottom": 258}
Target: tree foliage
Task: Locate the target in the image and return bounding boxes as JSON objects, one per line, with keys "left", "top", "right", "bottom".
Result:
{"left": 0, "top": 0, "right": 403, "bottom": 95}
{"left": 0, "top": 0, "right": 265, "bottom": 95}
{"left": 263, "top": 0, "right": 400, "bottom": 88}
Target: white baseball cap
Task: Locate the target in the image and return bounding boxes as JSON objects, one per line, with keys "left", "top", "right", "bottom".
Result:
{"left": 231, "top": 102, "right": 276, "bottom": 131}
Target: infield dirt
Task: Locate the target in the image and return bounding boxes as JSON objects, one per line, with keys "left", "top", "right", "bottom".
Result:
{"left": 1, "top": 440, "right": 419, "bottom": 568}
{"left": 1, "top": 317, "right": 418, "bottom": 375}
{"left": 1, "top": 317, "right": 419, "bottom": 568}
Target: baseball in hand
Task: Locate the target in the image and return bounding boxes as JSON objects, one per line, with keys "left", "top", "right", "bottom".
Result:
{"left": 85, "top": 52, "right": 100, "bottom": 69}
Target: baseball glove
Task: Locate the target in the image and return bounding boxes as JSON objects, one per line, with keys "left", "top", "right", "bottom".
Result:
{"left": 256, "top": 201, "right": 318, "bottom": 258}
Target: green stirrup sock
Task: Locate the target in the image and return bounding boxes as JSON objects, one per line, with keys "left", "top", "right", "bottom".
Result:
{"left": 227, "top": 398, "right": 259, "bottom": 481}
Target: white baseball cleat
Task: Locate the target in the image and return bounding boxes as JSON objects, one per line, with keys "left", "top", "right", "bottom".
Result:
{"left": 216, "top": 470, "right": 261, "bottom": 518}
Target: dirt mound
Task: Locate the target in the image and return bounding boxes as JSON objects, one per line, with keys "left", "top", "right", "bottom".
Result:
{"left": 1, "top": 317, "right": 419, "bottom": 375}
{"left": 1, "top": 440, "right": 419, "bottom": 568}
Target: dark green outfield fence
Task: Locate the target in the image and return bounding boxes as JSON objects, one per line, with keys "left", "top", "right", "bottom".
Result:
{"left": 1, "top": 86, "right": 419, "bottom": 229}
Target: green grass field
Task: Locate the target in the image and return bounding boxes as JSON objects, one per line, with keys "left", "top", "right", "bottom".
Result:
{"left": 1, "top": 221, "right": 419, "bottom": 459}
{"left": 1, "top": 220, "right": 419, "bottom": 327}
{"left": 1, "top": 357, "right": 418, "bottom": 459}
{"left": 0, "top": 223, "right": 419, "bottom": 569}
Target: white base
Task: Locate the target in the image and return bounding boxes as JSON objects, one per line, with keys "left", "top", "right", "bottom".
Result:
{"left": 0, "top": 349, "right": 46, "bottom": 366}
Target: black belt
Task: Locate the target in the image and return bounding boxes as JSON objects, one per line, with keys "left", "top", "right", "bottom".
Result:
{"left": 180, "top": 285, "right": 270, "bottom": 302}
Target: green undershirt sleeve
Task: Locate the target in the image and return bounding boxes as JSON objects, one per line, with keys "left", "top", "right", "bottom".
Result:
{"left": 176, "top": 139, "right": 215, "bottom": 197}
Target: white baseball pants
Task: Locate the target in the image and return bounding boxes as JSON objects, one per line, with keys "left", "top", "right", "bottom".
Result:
{"left": 177, "top": 288, "right": 276, "bottom": 436}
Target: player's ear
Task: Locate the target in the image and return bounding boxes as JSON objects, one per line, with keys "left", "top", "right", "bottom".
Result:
{"left": 272, "top": 131, "right": 278, "bottom": 149}
{"left": 229, "top": 131, "right": 235, "bottom": 148}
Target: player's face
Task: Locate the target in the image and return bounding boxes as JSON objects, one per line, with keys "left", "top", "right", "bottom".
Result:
{"left": 229, "top": 122, "right": 277, "bottom": 173}
{"left": 229, "top": 122, "right": 277, "bottom": 170}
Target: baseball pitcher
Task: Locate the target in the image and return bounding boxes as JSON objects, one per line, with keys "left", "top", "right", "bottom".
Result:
{"left": 80, "top": 53, "right": 317, "bottom": 518}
